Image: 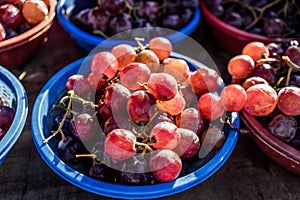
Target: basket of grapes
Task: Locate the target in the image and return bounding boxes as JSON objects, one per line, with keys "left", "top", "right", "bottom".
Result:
{"left": 225, "top": 40, "right": 300, "bottom": 174}
{"left": 56, "top": 0, "right": 201, "bottom": 52}
{"left": 31, "top": 36, "right": 240, "bottom": 199}
{"left": 0, "top": 0, "right": 56, "bottom": 69}
{"left": 200, "top": 0, "right": 300, "bottom": 55}
{"left": 0, "top": 65, "right": 28, "bottom": 165}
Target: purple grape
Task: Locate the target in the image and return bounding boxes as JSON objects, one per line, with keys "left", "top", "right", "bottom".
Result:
{"left": 70, "top": 113, "right": 97, "bottom": 141}
{"left": 251, "top": 63, "right": 277, "bottom": 86}
{"left": 58, "top": 136, "right": 73, "bottom": 151}
{"left": 137, "top": 1, "right": 160, "bottom": 23}
{"left": 70, "top": 8, "right": 91, "bottom": 31}
{"left": 58, "top": 137, "right": 85, "bottom": 163}
{"left": 89, "top": 162, "right": 118, "bottom": 182}
{"left": 181, "top": 8, "right": 193, "bottom": 24}
{"left": 210, "top": 4, "right": 224, "bottom": 17}
{"left": 162, "top": 14, "right": 183, "bottom": 30}
{"left": 109, "top": 13, "right": 132, "bottom": 35}
{"left": 87, "top": 6, "right": 110, "bottom": 32}
{"left": 268, "top": 114, "right": 297, "bottom": 142}
{"left": 4, "top": 28, "right": 17, "bottom": 39}
{"left": 0, "top": 128, "right": 6, "bottom": 141}
{"left": 0, "top": 105, "right": 15, "bottom": 131}
{"left": 284, "top": 45, "right": 300, "bottom": 67}
{"left": 267, "top": 42, "right": 284, "bottom": 58}
{"left": 223, "top": 12, "right": 243, "bottom": 28}
{"left": 101, "top": 0, "right": 126, "bottom": 16}
{"left": 263, "top": 18, "right": 288, "bottom": 37}
{"left": 181, "top": 0, "right": 199, "bottom": 8}
{"left": 289, "top": 75, "right": 300, "bottom": 87}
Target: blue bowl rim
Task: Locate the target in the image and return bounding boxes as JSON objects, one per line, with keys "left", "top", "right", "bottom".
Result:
{"left": 31, "top": 53, "right": 239, "bottom": 199}
{"left": 0, "top": 66, "right": 28, "bottom": 163}
{"left": 56, "top": 0, "right": 201, "bottom": 48}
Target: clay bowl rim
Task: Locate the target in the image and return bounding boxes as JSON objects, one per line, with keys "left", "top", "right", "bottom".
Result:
{"left": 0, "top": 0, "right": 57, "bottom": 51}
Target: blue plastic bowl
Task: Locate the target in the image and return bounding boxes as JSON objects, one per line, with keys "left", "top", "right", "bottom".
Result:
{"left": 57, "top": 0, "right": 201, "bottom": 52}
{"left": 0, "top": 66, "right": 28, "bottom": 165}
{"left": 31, "top": 52, "right": 239, "bottom": 199}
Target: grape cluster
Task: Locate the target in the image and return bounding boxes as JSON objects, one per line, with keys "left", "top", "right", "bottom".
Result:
{"left": 0, "top": 97, "right": 15, "bottom": 141}
{"left": 70, "top": 0, "right": 198, "bottom": 38}
{"left": 45, "top": 36, "right": 238, "bottom": 185}
{"left": 0, "top": 0, "right": 50, "bottom": 42}
{"left": 226, "top": 39, "right": 300, "bottom": 150}
{"left": 205, "top": 0, "right": 300, "bottom": 38}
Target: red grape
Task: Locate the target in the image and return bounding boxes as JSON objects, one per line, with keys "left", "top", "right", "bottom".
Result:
{"left": 149, "top": 37, "right": 172, "bottom": 61}
{"left": 173, "top": 128, "right": 200, "bottom": 158}
{"left": 157, "top": 92, "right": 186, "bottom": 116}
{"left": 150, "top": 149, "right": 182, "bottom": 182}
{"left": 220, "top": 84, "right": 247, "bottom": 112}
{"left": 242, "top": 76, "right": 269, "bottom": 90}
{"left": 176, "top": 107, "right": 204, "bottom": 135}
{"left": 198, "top": 93, "right": 224, "bottom": 121}
{"left": 22, "top": 0, "right": 48, "bottom": 25}
{"left": 242, "top": 41, "right": 269, "bottom": 62}
{"left": 199, "top": 127, "right": 225, "bottom": 158}
{"left": 66, "top": 74, "right": 92, "bottom": 98}
{"left": 163, "top": 58, "right": 190, "bottom": 85}
{"left": 71, "top": 113, "right": 97, "bottom": 141}
{"left": 150, "top": 121, "right": 180, "bottom": 150}
{"left": 227, "top": 54, "right": 255, "bottom": 79}
{"left": 0, "top": 4, "right": 22, "bottom": 29}
{"left": 147, "top": 72, "right": 178, "bottom": 101}
{"left": 135, "top": 49, "right": 160, "bottom": 72}
{"left": 111, "top": 44, "right": 137, "bottom": 70}
{"left": 119, "top": 62, "right": 151, "bottom": 90}
{"left": 277, "top": 86, "right": 300, "bottom": 116}
{"left": 90, "top": 52, "right": 118, "bottom": 81}
{"left": 104, "top": 128, "right": 136, "bottom": 161}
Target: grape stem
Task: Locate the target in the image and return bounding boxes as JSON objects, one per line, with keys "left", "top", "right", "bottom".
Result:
{"left": 75, "top": 154, "right": 96, "bottom": 159}
{"left": 135, "top": 142, "right": 153, "bottom": 152}
{"left": 282, "top": 56, "right": 300, "bottom": 86}
{"left": 43, "top": 90, "right": 75, "bottom": 143}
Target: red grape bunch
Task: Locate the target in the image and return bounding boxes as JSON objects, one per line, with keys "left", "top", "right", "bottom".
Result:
{"left": 46, "top": 36, "right": 235, "bottom": 185}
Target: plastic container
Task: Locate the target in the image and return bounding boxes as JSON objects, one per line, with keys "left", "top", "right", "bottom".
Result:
{"left": 0, "top": 0, "right": 57, "bottom": 69}
{"left": 241, "top": 110, "right": 300, "bottom": 175}
{"left": 199, "top": 0, "right": 299, "bottom": 55}
{"left": 56, "top": 0, "right": 201, "bottom": 52}
{"left": 0, "top": 65, "right": 28, "bottom": 165}
{"left": 31, "top": 52, "right": 239, "bottom": 199}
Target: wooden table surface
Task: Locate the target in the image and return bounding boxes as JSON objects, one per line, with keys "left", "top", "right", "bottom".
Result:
{"left": 1, "top": 18, "right": 300, "bottom": 200}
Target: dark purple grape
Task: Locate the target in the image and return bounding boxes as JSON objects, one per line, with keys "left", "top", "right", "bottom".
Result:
{"left": 289, "top": 75, "right": 300, "bottom": 87}
{"left": 101, "top": 0, "right": 126, "bottom": 16}
{"left": 17, "top": 22, "right": 34, "bottom": 34}
{"left": 268, "top": 114, "right": 297, "bottom": 142}
{"left": 263, "top": 10, "right": 276, "bottom": 19}
{"left": 251, "top": 63, "right": 277, "bottom": 86}
{"left": 162, "top": 14, "right": 183, "bottom": 30}
{"left": 137, "top": 1, "right": 159, "bottom": 23}
{"left": 0, "top": 128, "right": 6, "bottom": 141}
{"left": 58, "top": 137, "right": 85, "bottom": 163}
{"left": 253, "top": 0, "right": 268, "bottom": 7}
{"left": 109, "top": 13, "right": 132, "bottom": 35}
{"left": 132, "top": 18, "right": 152, "bottom": 28}
{"left": 87, "top": 6, "right": 110, "bottom": 32}
{"left": 89, "top": 162, "right": 118, "bottom": 182}
{"left": 52, "top": 116, "right": 72, "bottom": 136}
{"left": 4, "top": 28, "right": 17, "bottom": 39}
{"left": 181, "top": 0, "right": 199, "bottom": 8}
{"left": 181, "top": 8, "right": 193, "bottom": 24}
{"left": 70, "top": 8, "right": 91, "bottom": 31}
{"left": 267, "top": 42, "right": 284, "bottom": 58}
{"left": 210, "top": 4, "right": 224, "bottom": 17}
{"left": 0, "top": 105, "right": 15, "bottom": 131}
{"left": 287, "top": 134, "right": 300, "bottom": 151}
{"left": 249, "top": 27, "right": 262, "bottom": 35}
{"left": 284, "top": 45, "right": 300, "bottom": 66}
{"left": 58, "top": 136, "right": 73, "bottom": 151}
{"left": 70, "top": 113, "right": 97, "bottom": 141}
{"left": 223, "top": 12, "right": 243, "bottom": 28}
{"left": 263, "top": 18, "right": 288, "bottom": 37}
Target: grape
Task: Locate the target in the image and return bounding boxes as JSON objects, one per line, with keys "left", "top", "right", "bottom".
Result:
{"left": 71, "top": 113, "right": 97, "bottom": 141}
{"left": 148, "top": 37, "right": 172, "bottom": 61}
{"left": 109, "top": 13, "right": 132, "bottom": 35}
{"left": 22, "top": 0, "right": 48, "bottom": 24}
{"left": 58, "top": 137, "right": 85, "bottom": 164}
{"left": 4, "top": 28, "right": 17, "bottom": 39}
{"left": 180, "top": 85, "right": 198, "bottom": 108}
{"left": 268, "top": 114, "right": 297, "bottom": 142}
{"left": 147, "top": 72, "right": 178, "bottom": 101}
{"left": 284, "top": 45, "right": 300, "bottom": 67}
{"left": 127, "top": 90, "right": 156, "bottom": 125}
{"left": 173, "top": 128, "right": 200, "bottom": 159}
{"left": 66, "top": 74, "right": 92, "bottom": 98}
{"left": 0, "top": 4, "right": 22, "bottom": 29}
{"left": 251, "top": 63, "right": 276, "bottom": 86}
{"left": 87, "top": 6, "right": 110, "bottom": 32}
{"left": 156, "top": 92, "right": 186, "bottom": 116}
{"left": 223, "top": 12, "right": 243, "bottom": 28}
{"left": 277, "top": 86, "right": 300, "bottom": 116}
{"left": 162, "top": 14, "right": 183, "bottom": 30}
{"left": 242, "top": 41, "right": 269, "bottom": 62}
{"left": 101, "top": 0, "right": 126, "bottom": 16}
{"left": 289, "top": 75, "right": 300, "bottom": 88}
{"left": 220, "top": 84, "right": 247, "bottom": 112}
{"left": 198, "top": 93, "right": 224, "bottom": 121}
{"left": 263, "top": 18, "right": 288, "bottom": 37}
{"left": 242, "top": 76, "right": 269, "bottom": 90}
{"left": 89, "top": 162, "right": 117, "bottom": 182}
{"left": 91, "top": 52, "right": 118, "bottom": 81}
{"left": 0, "top": 23, "right": 6, "bottom": 41}
{"left": 149, "top": 149, "right": 182, "bottom": 182}
{"left": 0, "top": 128, "right": 6, "bottom": 141}
{"left": 52, "top": 116, "right": 72, "bottom": 136}
{"left": 97, "top": 104, "right": 112, "bottom": 123}
{"left": 181, "top": 8, "right": 193, "bottom": 24}
{"left": 146, "top": 112, "right": 174, "bottom": 130}
{"left": 103, "top": 115, "right": 131, "bottom": 135}
{"left": 209, "top": 4, "right": 224, "bottom": 17}
{"left": 176, "top": 107, "right": 204, "bottom": 135}
{"left": 87, "top": 72, "right": 107, "bottom": 92}
{"left": 199, "top": 127, "right": 225, "bottom": 157}
{"left": 163, "top": 58, "right": 190, "bottom": 85}
{"left": 104, "top": 128, "right": 136, "bottom": 161}
{"left": 150, "top": 121, "right": 180, "bottom": 150}
{"left": 137, "top": 1, "right": 160, "bottom": 23}
{"left": 181, "top": 0, "right": 198, "bottom": 8}
{"left": 70, "top": 8, "right": 91, "bottom": 31}
{"left": 267, "top": 42, "right": 284, "bottom": 58}
{"left": 0, "top": 105, "right": 15, "bottom": 131}
{"left": 103, "top": 83, "right": 131, "bottom": 115}
{"left": 244, "top": 84, "right": 277, "bottom": 116}
{"left": 58, "top": 136, "right": 73, "bottom": 151}
{"left": 227, "top": 54, "right": 255, "bottom": 79}
{"left": 111, "top": 44, "right": 137, "bottom": 70}
{"left": 119, "top": 62, "right": 151, "bottom": 90}
{"left": 0, "top": 0, "right": 21, "bottom": 5}
{"left": 135, "top": 49, "right": 160, "bottom": 71}
{"left": 189, "top": 68, "right": 221, "bottom": 95}
{"left": 288, "top": 134, "right": 300, "bottom": 151}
